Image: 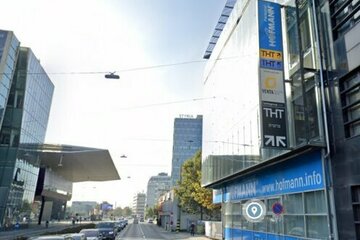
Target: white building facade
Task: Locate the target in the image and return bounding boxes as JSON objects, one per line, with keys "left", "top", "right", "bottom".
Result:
{"left": 132, "top": 193, "right": 146, "bottom": 218}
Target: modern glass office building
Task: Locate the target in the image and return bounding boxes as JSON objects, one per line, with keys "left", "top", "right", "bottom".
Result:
{"left": 0, "top": 30, "right": 120, "bottom": 229}
{"left": 0, "top": 30, "right": 20, "bottom": 131}
{"left": 0, "top": 46, "right": 54, "bottom": 227}
{"left": 171, "top": 115, "right": 203, "bottom": 187}
{"left": 202, "top": 0, "right": 360, "bottom": 239}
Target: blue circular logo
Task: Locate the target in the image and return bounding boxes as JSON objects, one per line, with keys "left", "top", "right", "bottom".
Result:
{"left": 242, "top": 200, "right": 266, "bottom": 222}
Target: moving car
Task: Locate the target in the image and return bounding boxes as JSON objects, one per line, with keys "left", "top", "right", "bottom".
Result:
{"left": 79, "top": 228, "right": 102, "bottom": 240}
{"left": 96, "top": 222, "right": 116, "bottom": 240}
{"left": 147, "top": 218, "right": 153, "bottom": 223}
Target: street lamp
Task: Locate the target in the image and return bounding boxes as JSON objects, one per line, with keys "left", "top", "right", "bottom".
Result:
{"left": 105, "top": 72, "right": 120, "bottom": 79}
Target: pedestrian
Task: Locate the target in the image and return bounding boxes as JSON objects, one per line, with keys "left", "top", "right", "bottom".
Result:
{"left": 190, "top": 222, "right": 195, "bottom": 236}
{"left": 45, "top": 220, "right": 49, "bottom": 228}
{"left": 15, "top": 221, "right": 20, "bottom": 230}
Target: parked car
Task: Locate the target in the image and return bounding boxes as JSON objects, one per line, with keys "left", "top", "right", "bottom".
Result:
{"left": 68, "top": 233, "right": 86, "bottom": 240}
{"left": 115, "top": 220, "right": 125, "bottom": 232}
{"left": 147, "top": 218, "right": 153, "bottom": 223}
{"left": 79, "top": 228, "right": 102, "bottom": 240}
{"left": 96, "top": 222, "right": 116, "bottom": 240}
{"left": 29, "top": 236, "right": 74, "bottom": 240}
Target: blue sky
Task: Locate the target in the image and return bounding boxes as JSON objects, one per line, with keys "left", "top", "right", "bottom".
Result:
{"left": 0, "top": 0, "right": 226, "bottom": 207}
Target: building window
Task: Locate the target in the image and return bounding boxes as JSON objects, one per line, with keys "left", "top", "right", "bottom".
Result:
{"left": 0, "top": 128, "right": 11, "bottom": 145}
{"left": 330, "top": 0, "right": 360, "bottom": 40}
{"left": 221, "top": 190, "right": 329, "bottom": 239}
{"left": 340, "top": 68, "right": 360, "bottom": 138}
{"left": 352, "top": 185, "right": 360, "bottom": 239}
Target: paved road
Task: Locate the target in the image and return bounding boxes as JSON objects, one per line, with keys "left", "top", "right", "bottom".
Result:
{"left": 0, "top": 221, "right": 210, "bottom": 240}
{"left": 117, "top": 223, "right": 208, "bottom": 240}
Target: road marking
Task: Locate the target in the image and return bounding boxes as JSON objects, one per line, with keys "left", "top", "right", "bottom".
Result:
{"left": 139, "top": 223, "right": 146, "bottom": 239}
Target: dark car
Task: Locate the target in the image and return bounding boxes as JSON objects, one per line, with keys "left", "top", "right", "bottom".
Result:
{"left": 114, "top": 221, "right": 124, "bottom": 232}
{"left": 95, "top": 222, "right": 116, "bottom": 240}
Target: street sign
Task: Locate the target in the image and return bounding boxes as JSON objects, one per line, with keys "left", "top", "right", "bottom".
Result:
{"left": 260, "top": 69, "right": 285, "bottom": 103}
{"left": 262, "top": 104, "right": 287, "bottom": 148}
{"left": 272, "top": 202, "right": 284, "bottom": 216}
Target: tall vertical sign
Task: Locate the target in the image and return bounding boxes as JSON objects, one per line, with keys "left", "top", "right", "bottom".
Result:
{"left": 258, "top": 0, "right": 288, "bottom": 149}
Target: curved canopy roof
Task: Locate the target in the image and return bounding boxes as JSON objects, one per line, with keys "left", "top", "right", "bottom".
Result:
{"left": 18, "top": 143, "right": 120, "bottom": 182}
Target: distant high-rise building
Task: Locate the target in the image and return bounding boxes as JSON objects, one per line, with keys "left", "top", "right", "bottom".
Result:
{"left": 146, "top": 172, "right": 171, "bottom": 208}
{"left": 132, "top": 193, "right": 146, "bottom": 217}
{"left": 171, "top": 115, "right": 202, "bottom": 186}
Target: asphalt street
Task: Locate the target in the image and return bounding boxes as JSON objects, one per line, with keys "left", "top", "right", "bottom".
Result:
{"left": 117, "top": 222, "right": 208, "bottom": 240}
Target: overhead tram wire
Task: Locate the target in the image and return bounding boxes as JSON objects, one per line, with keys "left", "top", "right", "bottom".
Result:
{"left": 0, "top": 54, "right": 251, "bottom": 76}
{"left": 117, "top": 96, "right": 216, "bottom": 110}
{"left": 3, "top": 59, "right": 208, "bottom": 76}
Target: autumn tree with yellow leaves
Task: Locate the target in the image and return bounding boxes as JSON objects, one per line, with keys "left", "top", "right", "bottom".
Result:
{"left": 174, "top": 151, "right": 220, "bottom": 220}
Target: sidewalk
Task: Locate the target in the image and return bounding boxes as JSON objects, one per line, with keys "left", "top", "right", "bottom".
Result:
{"left": 171, "top": 232, "right": 210, "bottom": 240}
{"left": 156, "top": 225, "right": 210, "bottom": 240}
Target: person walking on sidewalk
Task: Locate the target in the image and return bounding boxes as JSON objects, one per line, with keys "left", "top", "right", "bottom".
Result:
{"left": 190, "top": 222, "right": 195, "bottom": 236}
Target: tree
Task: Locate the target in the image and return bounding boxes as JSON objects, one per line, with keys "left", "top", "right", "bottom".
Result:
{"left": 112, "top": 207, "right": 123, "bottom": 217}
{"left": 146, "top": 206, "right": 158, "bottom": 219}
{"left": 110, "top": 206, "right": 133, "bottom": 217}
{"left": 174, "top": 151, "right": 220, "bottom": 219}
{"left": 123, "top": 206, "right": 132, "bottom": 217}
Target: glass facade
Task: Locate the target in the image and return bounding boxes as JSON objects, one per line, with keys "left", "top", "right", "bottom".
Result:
{"left": 0, "top": 31, "right": 19, "bottom": 132}
{"left": 0, "top": 47, "right": 54, "bottom": 227}
{"left": 171, "top": 116, "right": 202, "bottom": 187}
{"left": 223, "top": 191, "right": 328, "bottom": 239}
{"left": 202, "top": 0, "right": 263, "bottom": 185}
{"left": 43, "top": 169, "right": 72, "bottom": 198}
{"left": 220, "top": 151, "right": 330, "bottom": 240}
{"left": 202, "top": 0, "right": 326, "bottom": 186}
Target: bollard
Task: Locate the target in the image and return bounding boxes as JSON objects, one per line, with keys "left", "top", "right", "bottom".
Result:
{"left": 176, "top": 220, "right": 180, "bottom": 232}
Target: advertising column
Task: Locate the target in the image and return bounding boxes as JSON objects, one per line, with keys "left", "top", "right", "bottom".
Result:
{"left": 258, "top": 0, "right": 288, "bottom": 149}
